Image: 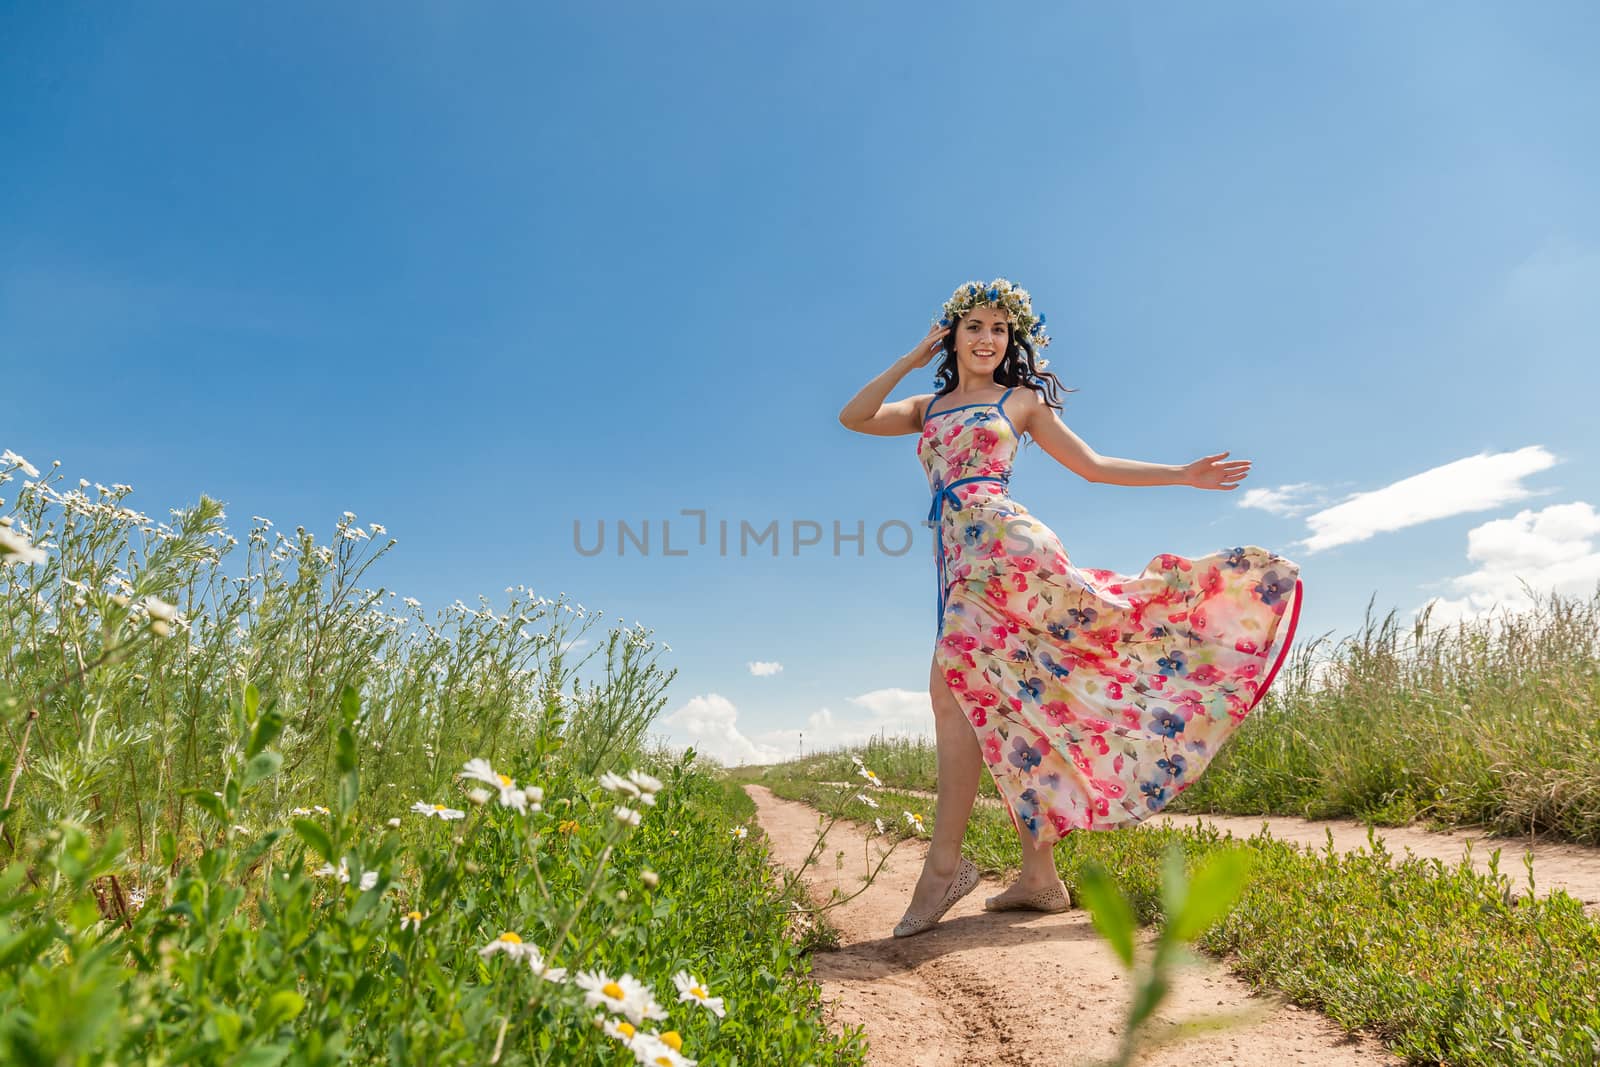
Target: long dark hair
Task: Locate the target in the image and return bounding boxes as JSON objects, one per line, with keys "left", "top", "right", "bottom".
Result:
{"left": 931, "top": 311, "right": 1076, "bottom": 447}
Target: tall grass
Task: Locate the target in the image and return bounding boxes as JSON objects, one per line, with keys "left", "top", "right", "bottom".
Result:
{"left": 1176, "top": 586, "right": 1600, "bottom": 840}
{"left": 0, "top": 465, "right": 673, "bottom": 857}
{"left": 0, "top": 452, "right": 867, "bottom": 1065}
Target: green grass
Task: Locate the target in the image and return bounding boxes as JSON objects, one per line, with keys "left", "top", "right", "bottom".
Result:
{"left": 766, "top": 775, "right": 1600, "bottom": 1065}
{"left": 0, "top": 453, "right": 864, "bottom": 1066}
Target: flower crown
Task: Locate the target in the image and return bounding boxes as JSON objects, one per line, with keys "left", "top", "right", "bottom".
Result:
{"left": 934, "top": 278, "right": 1051, "bottom": 364}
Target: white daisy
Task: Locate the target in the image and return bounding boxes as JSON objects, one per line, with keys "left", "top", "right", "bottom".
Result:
{"left": 598, "top": 771, "right": 641, "bottom": 798}
{"left": 631, "top": 1031, "right": 696, "bottom": 1067}
{"left": 460, "top": 758, "right": 528, "bottom": 812}
{"left": 410, "top": 801, "right": 466, "bottom": 820}
{"left": 314, "top": 860, "right": 379, "bottom": 891}
{"left": 0, "top": 527, "right": 46, "bottom": 566}
{"left": 400, "top": 910, "right": 426, "bottom": 930}
{"left": 597, "top": 1012, "right": 640, "bottom": 1046}
{"left": 479, "top": 931, "right": 538, "bottom": 962}
{"left": 672, "top": 971, "right": 726, "bottom": 1018}
{"left": 1, "top": 450, "right": 39, "bottom": 478}
{"left": 614, "top": 805, "right": 641, "bottom": 827}
{"left": 857, "top": 766, "right": 884, "bottom": 788}
{"left": 626, "top": 769, "right": 664, "bottom": 796}
{"left": 855, "top": 793, "right": 879, "bottom": 808}
{"left": 729, "top": 825, "right": 748, "bottom": 840}
{"left": 526, "top": 945, "right": 568, "bottom": 984}
{"left": 902, "top": 811, "right": 925, "bottom": 833}
{"left": 574, "top": 970, "right": 667, "bottom": 1027}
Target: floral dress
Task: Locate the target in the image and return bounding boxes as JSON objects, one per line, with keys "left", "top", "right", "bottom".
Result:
{"left": 919, "top": 386, "right": 1304, "bottom": 847}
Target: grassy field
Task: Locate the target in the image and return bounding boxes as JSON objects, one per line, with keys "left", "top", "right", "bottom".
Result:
{"left": 0, "top": 454, "right": 864, "bottom": 1066}
{"left": 7, "top": 448, "right": 1599, "bottom": 1065}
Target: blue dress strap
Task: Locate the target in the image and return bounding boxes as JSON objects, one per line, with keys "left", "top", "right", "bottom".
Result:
{"left": 995, "top": 387, "right": 1019, "bottom": 435}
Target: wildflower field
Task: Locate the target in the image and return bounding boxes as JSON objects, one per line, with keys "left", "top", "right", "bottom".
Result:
{"left": 0, "top": 450, "right": 866, "bottom": 1066}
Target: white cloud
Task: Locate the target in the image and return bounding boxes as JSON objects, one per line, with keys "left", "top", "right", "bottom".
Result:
{"left": 1294, "top": 446, "right": 1559, "bottom": 554}
{"left": 749, "top": 687, "right": 934, "bottom": 757}
{"left": 654, "top": 694, "right": 786, "bottom": 768}
{"left": 652, "top": 685, "right": 941, "bottom": 768}
{"left": 1238, "top": 482, "right": 1322, "bottom": 517}
{"left": 747, "top": 660, "right": 783, "bottom": 677}
{"left": 1415, "top": 501, "right": 1600, "bottom": 628}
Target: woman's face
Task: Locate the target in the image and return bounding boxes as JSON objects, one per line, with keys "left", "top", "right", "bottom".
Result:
{"left": 954, "top": 308, "right": 1012, "bottom": 376}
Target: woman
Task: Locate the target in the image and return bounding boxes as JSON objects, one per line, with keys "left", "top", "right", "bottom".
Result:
{"left": 838, "top": 279, "right": 1304, "bottom": 938}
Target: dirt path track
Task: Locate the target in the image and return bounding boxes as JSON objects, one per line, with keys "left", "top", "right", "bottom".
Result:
{"left": 747, "top": 784, "right": 1400, "bottom": 1067}
{"left": 814, "top": 781, "right": 1600, "bottom": 916}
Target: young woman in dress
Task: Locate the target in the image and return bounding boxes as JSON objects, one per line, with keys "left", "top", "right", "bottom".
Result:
{"left": 838, "top": 279, "right": 1303, "bottom": 937}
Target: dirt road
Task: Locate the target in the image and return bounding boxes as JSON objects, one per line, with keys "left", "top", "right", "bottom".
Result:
{"left": 817, "top": 781, "right": 1600, "bottom": 915}
{"left": 746, "top": 784, "right": 1400, "bottom": 1067}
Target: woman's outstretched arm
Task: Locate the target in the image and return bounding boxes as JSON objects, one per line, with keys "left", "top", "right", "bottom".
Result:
{"left": 1014, "top": 389, "right": 1251, "bottom": 489}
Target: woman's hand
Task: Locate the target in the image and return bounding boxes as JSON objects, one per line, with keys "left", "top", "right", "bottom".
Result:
{"left": 1182, "top": 451, "right": 1252, "bottom": 490}
{"left": 901, "top": 322, "right": 951, "bottom": 370}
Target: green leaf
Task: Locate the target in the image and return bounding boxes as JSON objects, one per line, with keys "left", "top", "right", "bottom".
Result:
{"left": 292, "top": 819, "right": 336, "bottom": 864}
{"left": 337, "top": 769, "right": 359, "bottom": 817}
{"left": 1126, "top": 971, "right": 1171, "bottom": 1033}
{"left": 340, "top": 685, "right": 361, "bottom": 728}
{"left": 1169, "top": 848, "right": 1252, "bottom": 943}
{"left": 233, "top": 1043, "right": 292, "bottom": 1067}
{"left": 188, "top": 788, "right": 228, "bottom": 824}
{"left": 1158, "top": 841, "right": 1189, "bottom": 931}
{"left": 336, "top": 727, "right": 357, "bottom": 777}
{"left": 1075, "top": 862, "right": 1136, "bottom": 969}
{"left": 254, "top": 990, "right": 305, "bottom": 1032}
{"left": 242, "top": 750, "right": 283, "bottom": 791}
{"left": 246, "top": 695, "right": 284, "bottom": 759}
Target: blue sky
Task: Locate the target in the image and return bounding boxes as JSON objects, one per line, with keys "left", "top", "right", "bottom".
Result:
{"left": 4, "top": 3, "right": 1597, "bottom": 766}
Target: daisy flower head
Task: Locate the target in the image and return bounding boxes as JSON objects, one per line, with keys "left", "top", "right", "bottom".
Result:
{"left": 902, "top": 811, "right": 925, "bottom": 833}
{"left": 314, "top": 860, "right": 379, "bottom": 891}
{"left": 855, "top": 793, "right": 879, "bottom": 809}
{"left": 460, "top": 758, "right": 528, "bottom": 812}
{"left": 857, "top": 766, "right": 884, "bottom": 788}
{"left": 874, "top": 817, "right": 887, "bottom": 836}
{"left": 850, "top": 753, "right": 865, "bottom": 767}
{"left": 597, "top": 1013, "right": 639, "bottom": 1047}
{"left": 614, "top": 805, "right": 642, "bottom": 827}
{"left": 598, "top": 771, "right": 641, "bottom": 799}
{"left": 401, "top": 910, "right": 426, "bottom": 930}
{"left": 672, "top": 971, "right": 726, "bottom": 1018}
{"left": 526, "top": 944, "right": 568, "bottom": 984}
{"left": 626, "top": 768, "right": 664, "bottom": 799}
{"left": 575, "top": 970, "right": 667, "bottom": 1027}
{"left": 479, "top": 931, "right": 538, "bottom": 962}
{"left": 630, "top": 1036, "right": 694, "bottom": 1067}
{"left": 729, "top": 825, "right": 748, "bottom": 840}
{"left": 411, "top": 801, "right": 466, "bottom": 820}
{"left": 632, "top": 1030, "right": 697, "bottom": 1067}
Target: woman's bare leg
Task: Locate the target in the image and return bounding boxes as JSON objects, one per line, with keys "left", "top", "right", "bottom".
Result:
{"left": 903, "top": 658, "right": 983, "bottom": 915}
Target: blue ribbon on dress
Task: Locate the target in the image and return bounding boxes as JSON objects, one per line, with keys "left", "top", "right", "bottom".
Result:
{"left": 925, "top": 474, "right": 1011, "bottom": 638}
